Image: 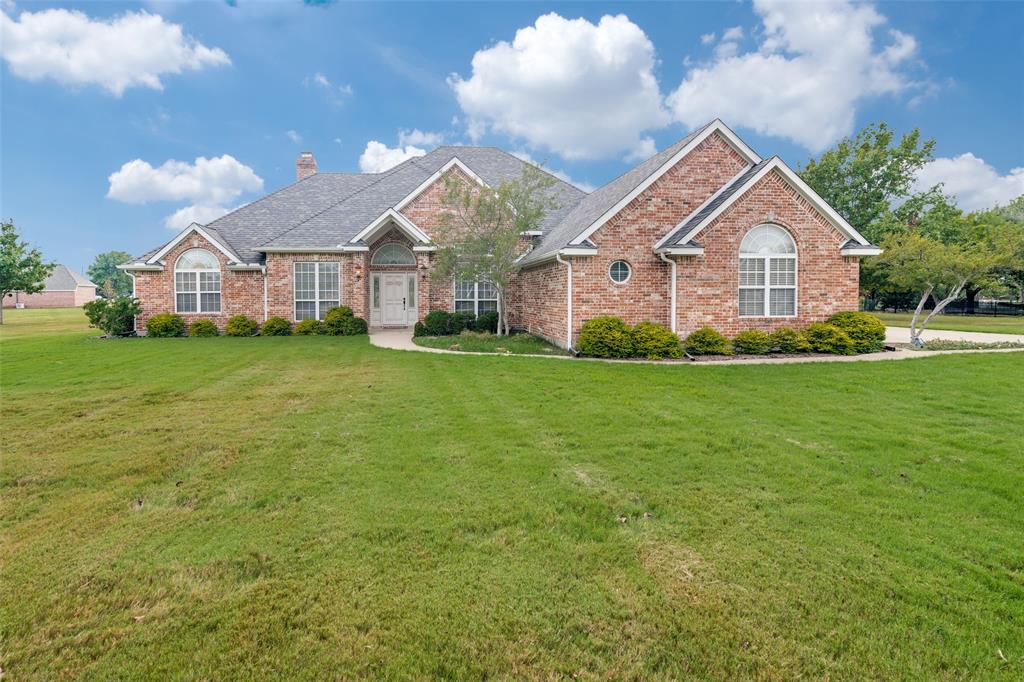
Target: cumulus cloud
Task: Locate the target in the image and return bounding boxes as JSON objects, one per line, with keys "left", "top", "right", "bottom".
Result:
{"left": 107, "top": 155, "right": 262, "bottom": 229}
{"left": 358, "top": 141, "right": 426, "bottom": 173}
{"left": 668, "top": 0, "right": 921, "bottom": 151}
{"left": 912, "top": 154, "right": 1024, "bottom": 212}
{"left": 450, "top": 12, "right": 669, "bottom": 161}
{"left": 0, "top": 8, "right": 229, "bottom": 95}
{"left": 286, "top": 130, "right": 303, "bottom": 144}
{"left": 399, "top": 128, "right": 443, "bottom": 148}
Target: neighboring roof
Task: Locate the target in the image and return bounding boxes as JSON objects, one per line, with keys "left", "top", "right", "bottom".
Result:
{"left": 43, "top": 264, "right": 95, "bottom": 291}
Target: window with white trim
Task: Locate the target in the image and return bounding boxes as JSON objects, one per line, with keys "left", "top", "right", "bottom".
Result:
{"left": 174, "top": 248, "right": 220, "bottom": 313}
{"left": 371, "top": 243, "right": 415, "bottom": 265}
{"left": 739, "top": 224, "right": 796, "bottom": 317}
{"left": 294, "top": 262, "right": 340, "bottom": 320}
{"left": 454, "top": 280, "right": 498, "bottom": 315}
{"left": 609, "top": 260, "right": 631, "bottom": 283}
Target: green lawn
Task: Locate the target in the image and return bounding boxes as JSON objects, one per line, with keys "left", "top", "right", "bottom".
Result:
{"left": 414, "top": 330, "right": 569, "bottom": 355}
{"left": 874, "top": 311, "right": 1024, "bottom": 335}
{"left": 2, "top": 308, "right": 1022, "bottom": 679}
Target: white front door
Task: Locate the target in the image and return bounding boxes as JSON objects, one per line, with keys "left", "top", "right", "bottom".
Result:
{"left": 382, "top": 274, "right": 407, "bottom": 325}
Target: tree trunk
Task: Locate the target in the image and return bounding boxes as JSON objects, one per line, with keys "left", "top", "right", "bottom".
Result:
{"left": 964, "top": 285, "right": 980, "bottom": 314}
{"left": 908, "top": 286, "right": 933, "bottom": 347}
{"left": 914, "top": 279, "right": 969, "bottom": 346}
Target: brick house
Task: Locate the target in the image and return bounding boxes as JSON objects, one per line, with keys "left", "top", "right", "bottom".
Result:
{"left": 122, "top": 120, "right": 880, "bottom": 348}
{"left": 3, "top": 264, "right": 97, "bottom": 309}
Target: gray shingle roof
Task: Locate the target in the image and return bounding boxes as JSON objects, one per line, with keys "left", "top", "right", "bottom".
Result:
{"left": 44, "top": 264, "right": 95, "bottom": 290}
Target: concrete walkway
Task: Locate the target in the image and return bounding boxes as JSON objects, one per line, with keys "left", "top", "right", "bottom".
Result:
{"left": 370, "top": 326, "right": 1023, "bottom": 365}
{"left": 884, "top": 326, "right": 1024, "bottom": 344}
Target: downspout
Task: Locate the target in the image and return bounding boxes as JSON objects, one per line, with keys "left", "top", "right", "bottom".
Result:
{"left": 657, "top": 252, "right": 677, "bottom": 334}
{"left": 262, "top": 266, "right": 268, "bottom": 322}
{"left": 555, "top": 253, "right": 573, "bottom": 350}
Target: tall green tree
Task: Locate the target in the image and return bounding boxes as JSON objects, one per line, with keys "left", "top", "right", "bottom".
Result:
{"left": 0, "top": 220, "right": 55, "bottom": 324}
{"left": 87, "top": 250, "right": 134, "bottom": 297}
{"left": 431, "top": 165, "right": 559, "bottom": 336}
{"left": 799, "top": 122, "right": 935, "bottom": 245}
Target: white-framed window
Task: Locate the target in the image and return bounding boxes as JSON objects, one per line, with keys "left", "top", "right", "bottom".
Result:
{"left": 174, "top": 248, "right": 221, "bottom": 313}
{"left": 739, "top": 224, "right": 797, "bottom": 317}
{"left": 371, "top": 243, "right": 415, "bottom": 265}
{"left": 454, "top": 280, "right": 498, "bottom": 315}
{"left": 294, "top": 262, "right": 340, "bottom": 321}
{"left": 609, "top": 260, "right": 631, "bottom": 284}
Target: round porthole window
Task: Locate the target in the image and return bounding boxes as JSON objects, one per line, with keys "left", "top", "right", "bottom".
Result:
{"left": 609, "top": 260, "right": 631, "bottom": 284}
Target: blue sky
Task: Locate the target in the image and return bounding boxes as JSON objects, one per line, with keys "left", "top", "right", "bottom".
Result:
{"left": 2, "top": 0, "right": 1022, "bottom": 273}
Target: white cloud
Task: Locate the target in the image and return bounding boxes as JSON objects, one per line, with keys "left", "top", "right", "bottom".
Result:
{"left": 399, "top": 128, "right": 443, "bottom": 148}
{"left": 107, "top": 155, "right": 263, "bottom": 229}
{"left": 305, "top": 71, "right": 353, "bottom": 99}
{"left": 0, "top": 8, "right": 229, "bottom": 96}
{"left": 912, "top": 154, "right": 1024, "bottom": 212}
{"left": 721, "top": 26, "right": 743, "bottom": 41}
{"left": 668, "top": 0, "right": 921, "bottom": 151}
{"left": 510, "top": 150, "right": 595, "bottom": 193}
{"left": 358, "top": 141, "right": 426, "bottom": 173}
{"left": 334, "top": 137, "right": 342, "bottom": 145}
{"left": 450, "top": 12, "right": 669, "bottom": 161}
{"left": 286, "top": 130, "right": 302, "bottom": 144}
{"left": 700, "top": 32, "right": 716, "bottom": 45}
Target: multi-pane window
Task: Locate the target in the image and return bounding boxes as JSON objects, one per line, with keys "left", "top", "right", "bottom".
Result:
{"left": 371, "top": 243, "right": 415, "bottom": 265}
{"left": 294, "top": 262, "right": 340, "bottom": 320}
{"left": 174, "top": 248, "right": 220, "bottom": 313}
{"left": 609, "top": 260, "right": 631, "bottom": 283}
{"left": 454, "top": 280, "right": 498, "bottom": 315}
{"left": 738, "top": 225, "right": 796, "bottom": 317}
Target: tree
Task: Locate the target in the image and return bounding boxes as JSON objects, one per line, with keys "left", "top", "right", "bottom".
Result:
{"left": 82, "top": 297, "right": 141, "bottom": 336}
{"left": 431, "top": 165, "right": 559, "bottom": 336}
{"left": 87, "top": 251, "right": 133, "bottom": 298}
{"left": 800, "top": 122, "right": 935, "bottom": 245}
{"left": 0, "top": 220, "right": 55, "bottom": 324}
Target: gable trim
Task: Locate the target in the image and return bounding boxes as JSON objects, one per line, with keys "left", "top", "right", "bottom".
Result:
{"left": 568, "top": 120, "right": 762, "bottom": 247}
{"left": 653, "top": 163, "right": 754, "bottom": 249}
{"left": 393, "top": 157, "right": 488, "bottom": 212}
{"left": 347, "top": 208, "right": 431, "bottom": 246}
{"left": 146, "top": 223, "right": 240, "bottom": 265}
{"left": 669, "top": 157, "right": 871, "bottom": 247}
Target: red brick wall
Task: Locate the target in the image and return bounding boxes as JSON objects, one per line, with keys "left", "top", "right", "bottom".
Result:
{"left": 674, "top": 169, "right": 859, "bottom": 335}
{"left": 507, "top": 261, "right": 569, "bottom": 347}
{"left": 3, "top": 289, "right": 86, "bottom": 308}
{"left": 264, "top": 252, "right": 363, "bottom": 321}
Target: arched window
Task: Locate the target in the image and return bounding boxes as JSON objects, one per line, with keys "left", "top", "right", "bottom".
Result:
{"left": 739, "top": 225, "right": 796, "bottom": 317}
{"left": 175, "top": 248, "right": 221, "bottom": 313}
{"left": 371, "top": 243, "right": 415, "bottom": 265}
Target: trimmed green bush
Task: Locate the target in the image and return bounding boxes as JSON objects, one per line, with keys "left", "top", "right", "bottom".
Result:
{"left": 827, "top": 311, "right": 886, "bottom": 353}
{"left": 684, "top": 326, "right": 732, "bottom": 355}
{"left": 770, "top": 327, "right": 810, "bottom": 353}
{"left": 450, "top": 312, "right": 476, "bottom": 334}
{"left": 83, "top": 297, "right": 140, "bottom": 336}
{"left": 474, "top": 311, "right": 499, "bottom": 333}
{"left": 188, "top": 320, "right": 219, "bottom": 337}
{"left": 422, "top": 310, "right": 452, "bottom": 336}
{"left": 294, "top": 319, "right": 323, "bottom": 336}
{"left": 413, "top": 321, "right": 427, "bottom": 337}
{"left": 577, "top": 316, "right": 635, "bottom": 358}
{"left": 225, "top": 315, "right": 258, "bottom": 337}
{"left": 803, "top": 323, "right": 855, "bottom": 355}
{"left": 146, "top": 313, "right": 186, "bottom": 338}
{"left": 341, "top": 316, "right": 368, "bottom": 336}
{"left": 261, "top": 316, "right": 292, "bottom": 336}
{"left": 732, "top": 329, "right": 773, "bottom": 354}
{"left": 631, "top": 321, "right": 682, "bottom": 359}
{"left": 323, "top": 306, "right": 354, "bottom": 336}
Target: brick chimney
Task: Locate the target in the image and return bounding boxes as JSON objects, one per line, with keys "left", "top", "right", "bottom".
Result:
{"left": 296, "top": 151, "right": 318, "bottom": 181}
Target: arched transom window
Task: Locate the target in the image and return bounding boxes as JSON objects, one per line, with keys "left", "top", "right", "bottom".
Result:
{"left": 175, "top": 248, "right": 221, "bottom": 313}
{"left": 371, "top": 243, "right": 415, "bottom": 265}
{"left": 739, "top": 225, "right": 796, "bottom": 317}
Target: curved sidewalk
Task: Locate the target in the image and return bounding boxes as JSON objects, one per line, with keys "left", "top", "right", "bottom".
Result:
{"left": 369, "top": 327, "right": 1023, "bottom": 366}
{"left": 884, "top": 326, "right": 1024, "bottom": 344}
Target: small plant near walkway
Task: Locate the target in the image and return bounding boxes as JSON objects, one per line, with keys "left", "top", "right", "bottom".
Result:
{"left": 413, "top": 310, "right": 498, "bottom": 337}
{"left": 684, "top": 327, "right": 733, "bottom": 356}
{"left": 323, "top": 306, "right": 368, "bottom": 336}
{"left": 188, "top": 320, "right": 219, "bottom": 337}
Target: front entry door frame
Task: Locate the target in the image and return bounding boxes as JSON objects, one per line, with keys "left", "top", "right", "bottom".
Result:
{"left": 377, "top": 272, "right": 417, "bottom": 326}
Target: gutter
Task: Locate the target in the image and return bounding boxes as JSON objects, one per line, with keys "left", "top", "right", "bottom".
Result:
{"left": 555, "top": 253, "right": 573, "bottom": 351}
{"left": 658, "top": 252, "right": 677, "bottom": 334}
{"left": 262, "top": 265, "right": 269, "bottom": 322}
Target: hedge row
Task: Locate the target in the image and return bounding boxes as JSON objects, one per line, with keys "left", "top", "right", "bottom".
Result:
{"left": 577, "top": 317, "right": 682, "bottom": 359}
{"left": 144, "top": 306, "right": 368, "bottom": 338}
{"left": 413, "top": 310, "right": 499, "bottom": 337}
{"left": 683, "top": 312, "right": 886, "bottom": 356}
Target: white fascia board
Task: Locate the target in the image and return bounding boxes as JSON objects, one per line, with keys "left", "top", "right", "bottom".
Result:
{"left": 657, "top": 246, "right": 705, "bottom": 256}
{"left": 654, "top": 163, "right": 753, "bottom": 249}
{"left": 261, "top": 247, "right": 356, "bottom": 254}
{"left": 569, "top": 119, "right": 762, "bottom": 246}
{"left": 118, "top": 263, "right": 163, "bottom": 271}
{"left": 349, "top": 208, "right": 431, "bottom": 246}
{"left": 840, "top": 245, "right": 883, "bottom": 256}
{"left": 226, "top": 263, "right": 265, "bottom": 270}
{"left": 393, "top": 157, "right": 488, "bottom": 212}
{"left": 412, "top": 245, "right": 436, "bottom": 252}
{"left": 146, "top": 223, "right": 239, "bottom": 265}
{"left": 559, "top": 247, "right": 597, "bottom": 256}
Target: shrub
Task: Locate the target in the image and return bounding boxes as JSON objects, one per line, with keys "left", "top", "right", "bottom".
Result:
{"left": 474, "top": 311, "right": 499, "bottom": 333}
{"left": 83, "top": 297, "right": 140, "bottom": 336}
{"left": 188, "top": 320, "right": 219, "bottom": 337}
{"left": 413, "top": 321, "right": 427, "bottom": 337}
{"left": 770, "top": 327, "right": 810, "bottom": 353}
{"left": 732, "top": 329, "right": 773, "bottom": 354}
{"left": 422, "top": 310, "right": 452, "bottom": 336}
{"left": 631, "top": 321, "right": 682, "bottom": 359}
{"left": 294, "top": 319, "right": 323, "bottom": 336}
{"left": 684, "top": 326, "right": 732, "bottom": 355}
{"left": 225, "top": 315, "right": 258, "bottom": 337}
{"left": 827, "top": 311, "right": 886, "bottom": 353}
{"left": 261, "top": 316, "right": 292, "bottom": 336}
{"left": 450, "top": 311, "right": 476, "bottom": 334}
{"left": 803, "top": 323, "right": 855, "bottom": 355}
{"left": 146, "top": 312, "right": 185, "bottom": 338}
{"left": 341, "top": 316, "right": 368, "bottom": 336}
{"left": 323, "top": 306, "right": 354, "bottom": 336}
{"left": 577, "top": 316, "right": 635, "bottom": 358}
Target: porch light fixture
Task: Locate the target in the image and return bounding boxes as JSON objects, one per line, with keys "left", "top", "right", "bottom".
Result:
{"left": 354, "top": 263, "right": 364, "bottom": 280}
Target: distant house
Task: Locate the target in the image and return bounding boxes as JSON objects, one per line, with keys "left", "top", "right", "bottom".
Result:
{"left": 2, "top": 264, "right": 97, "bottom": 309}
